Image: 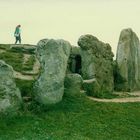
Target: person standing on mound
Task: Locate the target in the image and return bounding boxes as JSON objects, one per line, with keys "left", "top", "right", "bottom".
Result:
{"left": 14, "top": 25, "right": 21, "bottom": 44}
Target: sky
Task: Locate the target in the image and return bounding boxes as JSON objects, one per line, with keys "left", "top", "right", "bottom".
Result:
{"left": 0, "top": 0, "right": 140, "bottom": 56}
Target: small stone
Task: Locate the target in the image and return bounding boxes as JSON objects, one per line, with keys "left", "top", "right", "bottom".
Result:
{"left": 64, "top": 74, "right": 83, "bottom": 95}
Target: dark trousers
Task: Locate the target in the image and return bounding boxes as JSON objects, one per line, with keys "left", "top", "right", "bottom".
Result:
{"left": 15, "top": 35, "right": 21, "bottom": 44}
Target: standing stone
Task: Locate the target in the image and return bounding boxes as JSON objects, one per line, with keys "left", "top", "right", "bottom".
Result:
{"left": 0, "top": 60, "right": 22, "bottom": 114}
{"left": 34, "top": 39, "right": 71, "bottom": 104}
{"left": 78, "top": 34, "right": 114, "bottom": 96}
{"left": 115, "top": 28, "right": 140, "bottom": 91}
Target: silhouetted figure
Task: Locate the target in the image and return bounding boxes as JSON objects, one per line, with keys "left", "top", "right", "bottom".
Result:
{"left": 14, "top": 25, "right": 21, "bottom": 44}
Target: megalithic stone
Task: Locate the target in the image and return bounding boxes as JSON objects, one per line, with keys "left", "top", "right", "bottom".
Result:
{"left": 78, "top": 34, "right": 114, "bottom": 96}
{"left": 34, "top": 39, "right": 71, "bottom": 105}
{"left": 115, "top": 28, "right": 140, "bottom": 91}
{"left": 0, "top": 60, "right": 22, "bottom": 114}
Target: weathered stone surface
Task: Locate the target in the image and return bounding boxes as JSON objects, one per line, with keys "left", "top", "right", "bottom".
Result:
{"left": 64, "top": 74, "right": 83, "bottom": 95}
{"left": 78, "top": 34, "right": 114, "bottom": 96}
{"left": 115, "top": 28, "right": 140, "bottom": 91}
{"left": 34, "top": 39, "right": 71, "bottom": 104}
{"left": 0, "top": 60, "right": 22, "bottom": 114}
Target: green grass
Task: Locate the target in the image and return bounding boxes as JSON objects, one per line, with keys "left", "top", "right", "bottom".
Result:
{"left": 89, "top": 92, "right": 137, "bottom": 99}
{"left": 15, "top": 79, "right": 34, "bottom": 97}
{"left": 0, "top": 44, "right": 11, "bottom": 50}
{"left": 0, "top": 45, "right": 139, "bottom": 140}
{"left": 9, "top": 45, "right": 36, "bottom": 54}
{"left": 89, "top": 91, "right": 119, "bottom": 99}
{"left": 0, "top": 51, "right": 24, "bottom": 72}
{"left": 0, "top": 51, "right": 35, "bottom": 73}
{"left": 0, "top": 93, "right": 139, "bottom": 140}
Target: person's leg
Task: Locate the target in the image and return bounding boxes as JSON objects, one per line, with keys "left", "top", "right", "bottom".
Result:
{"left": 19, "top": 35, "right": 21, "bottom": 44}
{"left": 15, "top": 37, "right": 18, "bottom": 44}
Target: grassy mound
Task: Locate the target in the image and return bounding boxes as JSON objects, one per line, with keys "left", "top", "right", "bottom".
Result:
{"left": 0, "top": 51, "right": 24, "bottom": 72}
{"left": 0, "top": 49, "right": 36, "bottom": 73}
{"left": 0, "top": 44, "right": 139, "bottom": 139}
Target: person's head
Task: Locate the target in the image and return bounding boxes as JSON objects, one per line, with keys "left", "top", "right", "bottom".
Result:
{"left": 17, "top": 25, "right": 21, "bottom": 28}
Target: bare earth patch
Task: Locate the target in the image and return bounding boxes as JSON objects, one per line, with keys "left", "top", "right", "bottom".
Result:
{"left": 23, "top": 54, "right": 31, "bottom": 64}
{"left": 13, "top": 56, "right": 40, "bottom": 80}
{"left": 88, "top": 91, "right": 140, "bottom": 103}
{"left": 0, "top": 49, "right": 6, "bottom": 53}
{"left": 13, "top": 71, "right": 35, "bottom": 80}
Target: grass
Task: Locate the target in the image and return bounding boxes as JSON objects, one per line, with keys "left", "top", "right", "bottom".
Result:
{"left": 0, "top": 51, "right": 35, "bottom": 73}
{"left": 15, "top": 79, "right": 34, "bottom": 97}
{"left": 0, "top": 45, "right": 139, "bottom": 139}
{"left": 89, "top": 92, "right": 137, "bottom": 99}
{"left": 0, "top": 51, "right": 24, "bottom": 72}
{"left": 0, "top": 93, "right": 139, "bottom": 140}
{"left": 9, "top": 45, "right": 36, "bottom": 54}
{"left": 0, "top": 44, "right": 11, "bottom": 50}
{"left": 90, "top": 91, "right": 119, "bottom": 99}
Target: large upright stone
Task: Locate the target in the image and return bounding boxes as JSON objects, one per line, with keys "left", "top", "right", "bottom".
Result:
{"left": 34, "top": 39, "right": 71, "bottom": 104}
{"left": 115, "top": 28, "right": 140, "bottom": 91}
{"left": 78, "top": 35, "right": 114, "bottom": 96}
{"left": 0, "top": 60, "right": 22, "bottom": 114}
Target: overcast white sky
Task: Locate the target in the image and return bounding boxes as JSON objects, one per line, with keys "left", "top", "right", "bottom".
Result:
{"left": 0, "top": 0, "right": 140, "bottom": 55}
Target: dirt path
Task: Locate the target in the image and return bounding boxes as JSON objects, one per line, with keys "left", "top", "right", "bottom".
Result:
{"left": 13, "top": 71, "right": 35, "bottom": 80}
{"left": 13, "top": 55, "right": 40, "bottom": 80}
{"left": 23, "top": 54, "right": 31, "bottom": 64}
{"left": 0, "top": 49, "right": 6, "bottom": 53}
{"left": 33, "top": 58, "right": 40, "bottom": 74}
{"left": 23, "top": 58, "right": 40, "bottom": 75}
{"left": 88, "top": 91, "right": 140, "bottom": 103}
{"left": 23, "top": 54, "right": 40, "bottom": 74}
